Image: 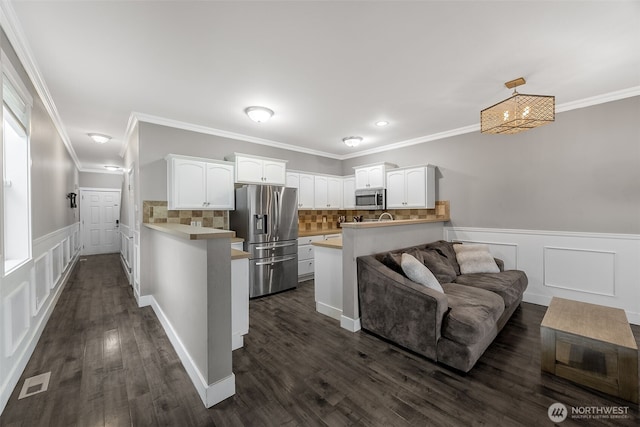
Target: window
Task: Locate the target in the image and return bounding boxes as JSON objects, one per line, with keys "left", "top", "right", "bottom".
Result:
{"left": 2, "top": 60, "right": 32, "bottom": 275}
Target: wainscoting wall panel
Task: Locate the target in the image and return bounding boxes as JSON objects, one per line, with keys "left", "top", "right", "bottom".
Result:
{"left": 0, "top": 222, "right": 80, "bottom": 415}
{"left": 119, "top": 224, "right": 133, "bottom": 285}
{"left": 3, "top": 282, "right": 30, "bottom": 358}
{"left": 543, "top": 246, "right": 616, "bottom": 296}
{"left": 31, "top": 253, "right": 50, "bottom": 314}
{"left": 444, "top": 227, "right": 640, "bottom": 324}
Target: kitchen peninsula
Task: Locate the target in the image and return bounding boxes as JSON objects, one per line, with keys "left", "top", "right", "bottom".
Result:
{"left": 313, "top": 216, "right": 451, "bottom": 332}
{"left": 142, "top": 223, "right": 237, "bottom": 408}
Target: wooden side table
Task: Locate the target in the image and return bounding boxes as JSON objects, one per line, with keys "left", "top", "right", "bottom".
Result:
{"left": 541, "top": 297, "right": 638, "bottom": 403}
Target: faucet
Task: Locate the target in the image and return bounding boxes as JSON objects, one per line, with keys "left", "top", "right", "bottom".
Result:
{"left": 378, "top": 212, "right": 394, "bottom": 222}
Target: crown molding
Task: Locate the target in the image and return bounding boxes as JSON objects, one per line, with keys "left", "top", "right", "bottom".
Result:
{"left": 129, "top": 111, "right": 343, "bottom": 160}
{"left": 0, "top": 0, "right": 81, "bottom": 170}
{"left": 555, "top": 86, "right": 640, "bottom": 113}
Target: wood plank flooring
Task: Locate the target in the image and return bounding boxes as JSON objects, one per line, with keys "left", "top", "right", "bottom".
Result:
{"left": 1, "top": 253, "right": 638, "bottom": 426}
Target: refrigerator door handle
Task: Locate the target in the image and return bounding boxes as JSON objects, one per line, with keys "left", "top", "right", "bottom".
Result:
{"left": 255, "top": 242, "right": 296, "bottom": 250}
{"left": 255, "top": 256, "right": 295, "bottom": 266}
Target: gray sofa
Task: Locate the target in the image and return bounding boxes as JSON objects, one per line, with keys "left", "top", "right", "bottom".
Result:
{"left": 357, "top": 240, "right": 528, "bottom": 372}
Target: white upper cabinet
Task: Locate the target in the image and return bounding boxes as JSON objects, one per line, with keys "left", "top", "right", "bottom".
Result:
{"left": 314, "top": 175, "right": 342, "bottom": 209}
{"left": 386, "top": 165, "right": 436, "bottom": 209}
{"left": 226, "top": 153, "right": 287, "bottom": 185}
{"left": 286, "top": 172, "right": 315, "bottom": 209}
{"left": 342, "top": 176, "right": 356, "bottom": 209}
{"left": 354, "top": 162, "right": 397, "bottom": 189}
{"left": 167, "top": 154, "right": 235, "bottom": 210}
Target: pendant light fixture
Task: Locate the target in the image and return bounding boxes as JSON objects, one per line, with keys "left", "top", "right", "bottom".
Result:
{"left": 481, "top": 77, "right": 555, "bottom": 135}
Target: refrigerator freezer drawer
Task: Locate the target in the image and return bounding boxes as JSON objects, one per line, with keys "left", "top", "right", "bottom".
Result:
{"left": 249, "top": 255, "right": 298, "bottom": 298}
{"left": 249, "top": 240, "right": 298, "bottom": 259}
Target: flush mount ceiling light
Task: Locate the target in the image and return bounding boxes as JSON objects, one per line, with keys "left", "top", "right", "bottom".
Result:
{"left": 480, "top": 77, "right": 555, "bottom": 135}
{"left": 375, "top": 120, "right": 389, "bottom": 127}
{"left": 342, "top": 136, "right": 363, "bottom": 147}
{"left": 104, "top": 165, "right": 121, "bottom": 171}
{"left": 244, "top": 106, "right": 274, "bottom": 123}
{"left": 88, "top": 133, "right": 111, "bottom": 144}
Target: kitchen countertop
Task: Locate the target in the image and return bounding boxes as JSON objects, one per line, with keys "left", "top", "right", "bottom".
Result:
{"left": 298, "top": 229, "right": 343, "bottom": 238}
{"left": 231, "top": 237, "right": 244, "bottom": 243}
{"left": 144, "top": 223, "right": 235, "bottom": 240}
{"left": 340, "top": 218, "right": 449, "bottom": 229}
{"left": 231, "top": 249, "right": 251, "bottom": 260}
{"left": 311, "top": 238, "right": 343, "bottom": 249}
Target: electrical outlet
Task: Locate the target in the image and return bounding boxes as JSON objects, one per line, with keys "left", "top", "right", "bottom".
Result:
{"left": 322, "top": 216, "right": 327, "bottom": 223}
{"left": 196, "top": 221, "right": 202, "bottom": 227}
{"left": 190, "top": 221, "right": 196, "bottom": 226}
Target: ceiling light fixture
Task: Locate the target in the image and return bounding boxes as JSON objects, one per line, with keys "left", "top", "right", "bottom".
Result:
{"left": 104, "top": 165, "right": 121, "bottom": 171}
{"left": 480, "top": 77, "right": 555, "bottom": 135}
{"left": 245, "top": 106, "right": 274, "bottom": 123}
{"left": 375, "top": 120, "right": 389, "bottom": 127}
{"left": 342, "top": 136, "right": 362, "bottom": 147}
{"left": 88, "top": 133, "right": 112, "bottom": 144}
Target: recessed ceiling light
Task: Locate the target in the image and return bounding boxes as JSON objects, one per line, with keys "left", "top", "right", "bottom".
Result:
{"left": 245, "top": 106, "right": 274, "bottom": 123}
{"left": 88, "top": 133, "right": 111, "bottom": 144}
{"left": 375, "top": 120, "right": 389, "bottom": 127}
{"left": 342, "top": 136, "right": 362, "bottom": 147}
{"left": 104, "top": 165, "right": 121, "bottom": 171}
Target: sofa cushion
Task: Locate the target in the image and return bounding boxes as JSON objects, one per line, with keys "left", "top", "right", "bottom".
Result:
{"left": 423, "top": 240, "right": 461, "bottom": 275}
{"left": 440, "top": 283, "right": 505, "bottom": 345}
{"left": 453, "top": 270, "right": 528, "bottom": 309}
{"left": 380, "top": 247, "right": 423, "bottom": 277}
{"left": 400, "top": 253, "right": 443, "bottom": 293}
{"left": 419, "top": 249, "right": 457, "bottom": 284}
{"left": 453, "top": 244, "right": 500, "bottom": 274}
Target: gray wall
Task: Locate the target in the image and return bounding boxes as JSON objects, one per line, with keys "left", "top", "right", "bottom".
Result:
{"left": 79, "top": 171, "right": 123, "bottom": 190}
{"left": 2, "top": 29, "right": 79, "bottom": 239}
{"left": 138, "top": 122, "right": 342, "bottom": 201}
{"left": 343, "top": 97, "right": 640, "bottom": 234}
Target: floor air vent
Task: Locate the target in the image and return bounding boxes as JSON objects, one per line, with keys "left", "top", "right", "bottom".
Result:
{"left": 18, "top": 372, "right": 51, "bottom": 399}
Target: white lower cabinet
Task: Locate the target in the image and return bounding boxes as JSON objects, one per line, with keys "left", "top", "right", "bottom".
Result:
{"left": 231, "top": 252, "right": 249, "bottom": 350}
{"left": 298, "top": 235, "right": 322, "bottom": 280}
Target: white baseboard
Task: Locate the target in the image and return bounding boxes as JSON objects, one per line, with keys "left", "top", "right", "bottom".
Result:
{"left": 137, "top": 294, "right": 152, "bottom": 308}
{"left": 232, "top": 334, "right": 243, "bottom": 351}
{"left": 316, "top": 302, "right": 342, "bottom": 321}
{"left": 340, "top": 315, "right": 361, "bottom": 332}
{"left": 145, "top": 295, "right": 235, "bottom": 407}
{"left": 0, "top": 254, "right": 78, "bottom": 415}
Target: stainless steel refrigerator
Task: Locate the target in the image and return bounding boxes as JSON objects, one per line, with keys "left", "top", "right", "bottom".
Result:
{"left": 230, "top": 185, "right": 298, "bottom": 298}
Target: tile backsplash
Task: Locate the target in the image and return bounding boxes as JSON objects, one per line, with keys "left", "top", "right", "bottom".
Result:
{"left": 143, "top": 201, "right": 228, "bottom": 229}
{"left": 298, "top": 200, "right": 450, "bottom": 232}
{"left": 143, "top": 199, "right": 449, "bottom": 233}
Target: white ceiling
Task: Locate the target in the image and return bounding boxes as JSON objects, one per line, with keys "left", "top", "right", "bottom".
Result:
{"left": 5, "top": 1, "right": 640, "bottom": 171}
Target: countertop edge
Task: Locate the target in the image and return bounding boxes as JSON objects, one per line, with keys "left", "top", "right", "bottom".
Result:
{"left": 312, "top": 239, "right": 343, "bottom": 249}
{"left": 340, "top": 218, "right": 450, "bottom": 229}
{"left": 144, "top": 223, "right": 236, "bottom": 240}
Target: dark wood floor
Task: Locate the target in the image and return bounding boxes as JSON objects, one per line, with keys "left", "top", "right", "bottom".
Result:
{"left": 1, "top": 254, "right": 638, "bottom": 426}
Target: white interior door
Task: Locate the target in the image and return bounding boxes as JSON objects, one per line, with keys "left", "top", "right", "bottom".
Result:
{"left": 81, "top": 189, "right": 121, "bottom": 255}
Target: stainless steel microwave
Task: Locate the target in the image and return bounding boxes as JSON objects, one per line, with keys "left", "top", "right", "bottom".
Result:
{"left": 354, "top": 188, "right": 386, "bottom": 210}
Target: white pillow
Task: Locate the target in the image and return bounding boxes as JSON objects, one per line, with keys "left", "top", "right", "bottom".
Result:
{"left": 401, "top": 253, "right": 444, "bottom": 293}
{"left": 453, "top": 244, "right": 500, "bottom": 274}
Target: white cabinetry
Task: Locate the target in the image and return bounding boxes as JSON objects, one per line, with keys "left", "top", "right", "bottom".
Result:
{"left": 231, "top": 252, "right": 249, "bottom": 350}
{"left": 286, "top": 172, "right": 315, "bottom": 209}
{"left": 386, "top": 165, "right": 436, "bottom": 209}
{"left": 354, "top": 162, "right": 397, "bottom": 189}
{"left": 226, "top": 153, "right": 287, "bottom": 185}
{"left": 297, "top": 234, "right": 341, "bottom": 280}
{"left": 166, "top": 154, "right": 234, "bottom": 210}
{"left": 314, "top": 175, "right": 342, "bottom": 209}
{"left": 343, "top": 176, "right": 355, "bottom": 209}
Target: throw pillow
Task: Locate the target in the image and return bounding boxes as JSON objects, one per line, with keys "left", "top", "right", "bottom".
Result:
{"left": 453, "top": 244, "right": 500, "bottom": 274}
{"left": 381, "top": 248, "right": 423, "bottom": 277}
{"left": 419, "top": 249, "right": 457, "bottom": 284}
{"left": 400, "top": 253, "right": 444, "bottom": 293}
